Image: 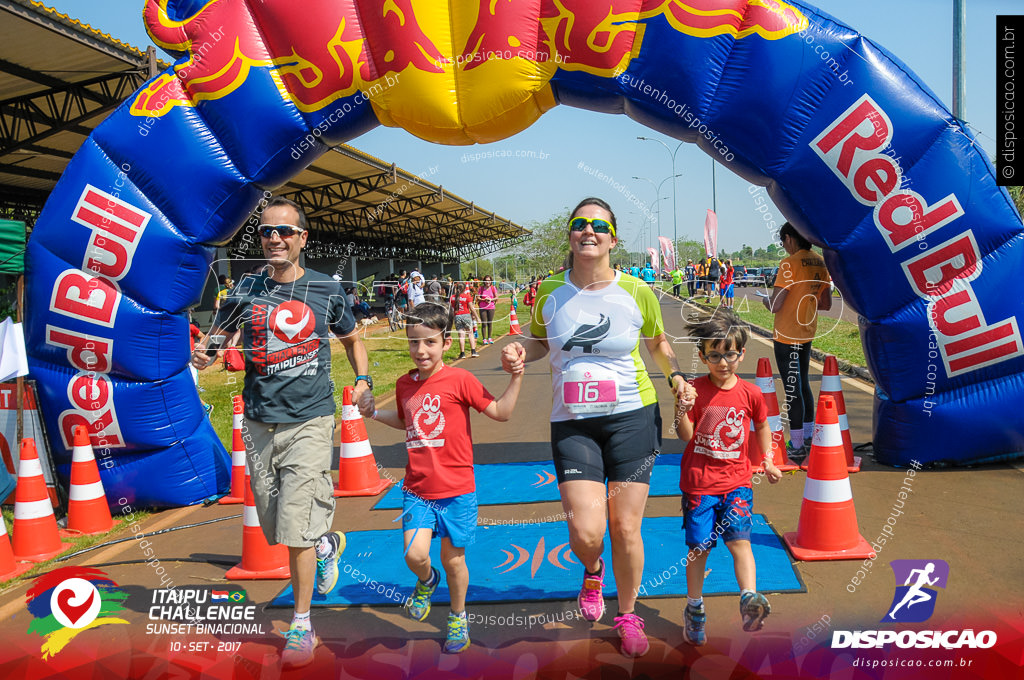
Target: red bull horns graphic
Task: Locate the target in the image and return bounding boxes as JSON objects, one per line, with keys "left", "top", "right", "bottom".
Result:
{"left": 131, "top": 0, "right": 807, "bottom": 137}
{"left": 24, "top": 0, "right": 1024, "bottom": 509}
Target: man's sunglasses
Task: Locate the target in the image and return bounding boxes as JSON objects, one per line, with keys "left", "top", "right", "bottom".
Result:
{"left": 569, "top": 216, "right": 616, "bottom": 236}
{"left": 260, "top": 224, "right": 306, "bottom": 239}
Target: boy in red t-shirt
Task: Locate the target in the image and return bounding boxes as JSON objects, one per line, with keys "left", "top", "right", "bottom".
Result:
{"left": 358, "top": 302, "right": 523, "bottom": 653}
{"left": 674, "top": 313, "right": 781, "bottom": 646}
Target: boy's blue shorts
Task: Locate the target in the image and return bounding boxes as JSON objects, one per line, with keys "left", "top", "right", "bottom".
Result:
{"left": 402, "top": 490, "right": 478, "bottom": 548}
{"left": 724, "top": 283, "right": 735, "bottom": 298}
{"left": 682, "top": 486, "right": 753, "bottom": 549}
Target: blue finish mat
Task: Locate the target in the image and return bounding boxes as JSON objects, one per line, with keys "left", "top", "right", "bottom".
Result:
{"left": 271, "top": 514, "right": 804, "bottom": 608}
{"left": 372, "top": 455, "right": 685, "bottom": 510}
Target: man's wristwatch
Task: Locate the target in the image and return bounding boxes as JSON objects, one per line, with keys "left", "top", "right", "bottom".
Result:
{"left": 355, "top": 375, "right": 373, "bottom": 390}
{"left": 668, "top": 371, "right": 687, "bottom": 386}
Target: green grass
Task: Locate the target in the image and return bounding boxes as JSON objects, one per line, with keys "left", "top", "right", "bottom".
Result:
{"left": 728, "top": 303, "right": 865, "bottom": 366}
{"left": 0, "top": 507, "right": 147, "bottom": 589}
{"left": 199, "top": 297, "right": 520, "bottom": 448}
{"left": 677, "top": 293, "right": 866, "bottom": 368}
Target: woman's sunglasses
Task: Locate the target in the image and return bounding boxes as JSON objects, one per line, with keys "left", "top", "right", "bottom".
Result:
{"left": 569, "top": 216, "right": 616, "bottom": 236}
{"left": 260, "top": 224, "right": 306, "bottom": 239}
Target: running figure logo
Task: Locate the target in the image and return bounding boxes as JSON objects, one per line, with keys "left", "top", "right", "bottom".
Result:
{"left": 882, "top": 559, "right": 949, "bottom": 623}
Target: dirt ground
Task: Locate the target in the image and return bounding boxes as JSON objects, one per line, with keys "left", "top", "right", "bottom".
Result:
{"left": 0, "top": 298, "right": 1020, "bottom": 680}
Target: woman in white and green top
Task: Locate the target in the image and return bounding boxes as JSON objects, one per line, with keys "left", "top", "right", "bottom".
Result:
{"left": 502, "top": 197, "right": 687, "bottom": 658}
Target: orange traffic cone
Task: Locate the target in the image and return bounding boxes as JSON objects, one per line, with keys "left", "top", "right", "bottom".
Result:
{"left": 783, "top": 396, "right": 875, "bottom": 561}
{"left": 335, "top": 386, "right": 392, "bottom": 497}
{"left": 225, "top": 461, "right": 290, "bottom": 580}
{"left": 818, "top": 355, "right": 860, "bottom": 473}
{"left": 219, "top": 395, "right": 246, "bottom": 504}
{"left": 12, "top": 439, "right": 70, "bottom": 562}
{"left": 0, "top": 515, "right": 30, "bottom": 579}
{"left": 508, "top": 307, "right": 523, "bottom": 336}
{"left": 66, "top": 425, "right": 114, "bottom": 535}
{"left": 751, "top": 358, "right": 799, "bottom": 473}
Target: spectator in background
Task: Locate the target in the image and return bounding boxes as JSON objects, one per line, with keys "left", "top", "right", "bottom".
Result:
{"left": 670, "top": 264, "right": 684, "bottom": 298}
{"left": 762, "top": 222, "right": 833, "bottom": 461}
{"left": 409, "top": 271, "right": 426, "bottom": 309}
{"left": 685, "top": 259, "right": 697, "bottom": 298}
{"left": 720, "top": 260, "right": 735, "bottom": 309}
{"left": 451, "top": 280, "right": 480, "bottom": 359}
{"left": 214, "top": 274, "right": 233, "bottom": 315}
{"left": 695, "top": 259, "right": 707, "bottom": 298}
{"left": 346, "top": 287, "right": 371, "bottom": 320}
{"left": 475, "top": 275, "right": 498, "bottom": 345}
{"left": 707, "top": 257, "right": 721, "bottom": 297}
{"left": 397, "top": 270, "right": 410, "bottom": 312}
{"left": 425, "top": 273, "right": 444, "bottom": 304}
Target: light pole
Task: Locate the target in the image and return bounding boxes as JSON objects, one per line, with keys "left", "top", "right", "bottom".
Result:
{"left": 637, "top": 137, "right": 685, "bottom": 247}
{"left": 711, "top": 157, "right": 717, "bottom": 214}
{"left": 634, "top": 174, "right": 681, "bottom": 265}
{"left": 953, "top": 0, "right": 966, "bottom": 121}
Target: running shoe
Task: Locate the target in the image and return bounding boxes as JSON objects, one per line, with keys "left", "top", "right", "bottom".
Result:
{"left": 407, "top": 567, "right": 440, "bottom": 621}
{"left": 740, "top": 592, "right": 771, "bottom": 632}
{"left": 577, "top": 558, "right": 606, "bottom": 622}
{"left": 456, "top": 352, "right": 466, "bottom": 360}
{"left": 612, "top": 612, "right": 650, "bottom": 657}
{"left": 470, "top": 351, "right": 480, "bottom": 358}
{"left": 443, "top": 611, "right": 471, "bottom": 653}
{"left": 684, "top": 603, "right": 706, "bottom": 646}
{"left": 281, "top": 626, "right": 319, "bottom": 669}
{"left": 314, "top": 531, "right": 345, "bottom": 595}
{"left": 786, "top": 442, "right": 808, "bottom": 463}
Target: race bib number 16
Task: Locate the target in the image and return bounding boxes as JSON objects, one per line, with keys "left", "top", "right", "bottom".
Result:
{"left": 563, "top": 369, "right": 617, "bottom": 414}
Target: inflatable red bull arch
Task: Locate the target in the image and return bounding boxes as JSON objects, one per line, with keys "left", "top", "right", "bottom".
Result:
{"left": 25, "top": 0, "right": 1024, "bottom": 507}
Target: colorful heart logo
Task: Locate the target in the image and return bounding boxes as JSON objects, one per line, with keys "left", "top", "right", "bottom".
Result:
{"left": 56, "top": 588, "right": 95, "bottom": 626}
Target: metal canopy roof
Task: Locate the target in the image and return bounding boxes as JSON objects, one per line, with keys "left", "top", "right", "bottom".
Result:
{"left": 0, "top": 0, "right": 159, "bottom": 213}
{"left": 271, "top": 146, "right": 529, "bottom": 264}
{"left": 0, "top": 0, "right": 529, "bottom": 262}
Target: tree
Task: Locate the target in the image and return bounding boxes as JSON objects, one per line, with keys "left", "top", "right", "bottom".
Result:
{"left": 674, "top": 239, "right": 705, "bottom": 265}
{"left": 1009, "top": 186, "right": 1023, "bottom": 217}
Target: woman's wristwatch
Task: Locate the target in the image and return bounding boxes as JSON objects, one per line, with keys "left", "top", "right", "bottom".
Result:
{"left": 355, "top": 375, "right": 373, "bottom": 390}
{"left": 668, "top": 370, "right": 687, "bottom": 386}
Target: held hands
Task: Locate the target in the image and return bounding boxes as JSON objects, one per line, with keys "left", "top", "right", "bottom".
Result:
{"left": 356, "top": 387, "right": 375, "bottom": 418}
{"left": 501, "top": 342, "right": 526, "bottom": 375}
{"left": 674, "top": 379, "right": 697, "bottom": 414}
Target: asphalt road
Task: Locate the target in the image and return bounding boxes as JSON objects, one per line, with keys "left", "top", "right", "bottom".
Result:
{"left": 1, "top": 295, "right": 1020, "bottom": 679}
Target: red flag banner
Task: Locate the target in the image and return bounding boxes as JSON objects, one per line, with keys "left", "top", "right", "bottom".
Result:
{"left": 704, "top": 209, "right": 718, "bottom": 257}
{"left": 646, "top": 247, "right": 659, "bottom": 274}
{"left": 658, "top": 236, "right": 676, "bottom": 271}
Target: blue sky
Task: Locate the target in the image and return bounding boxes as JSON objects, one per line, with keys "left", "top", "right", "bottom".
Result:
{"left": 46, "top": 0, "right": 1015, "bottom": 254}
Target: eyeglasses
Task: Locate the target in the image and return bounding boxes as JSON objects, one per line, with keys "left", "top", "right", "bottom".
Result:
{"left": 569, "top": 216, "right": 616, "bottom": 236}
{"left": 260, "top": 224, "right": 306, "bottom": 239}
{"left": 703, "top": 351, "right": 742, "bottom": 364}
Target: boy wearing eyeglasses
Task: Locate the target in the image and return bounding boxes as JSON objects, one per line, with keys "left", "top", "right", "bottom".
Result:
{"left": 674, "top": 313, "right": 782, "bottom": 647}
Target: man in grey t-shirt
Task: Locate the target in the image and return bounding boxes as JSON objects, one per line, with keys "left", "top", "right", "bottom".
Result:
{"left": 424, "top": 273, "right": 444, "bottom": 303}
{"left": 193, "top": 197, "right": 373, "bottom": 669}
